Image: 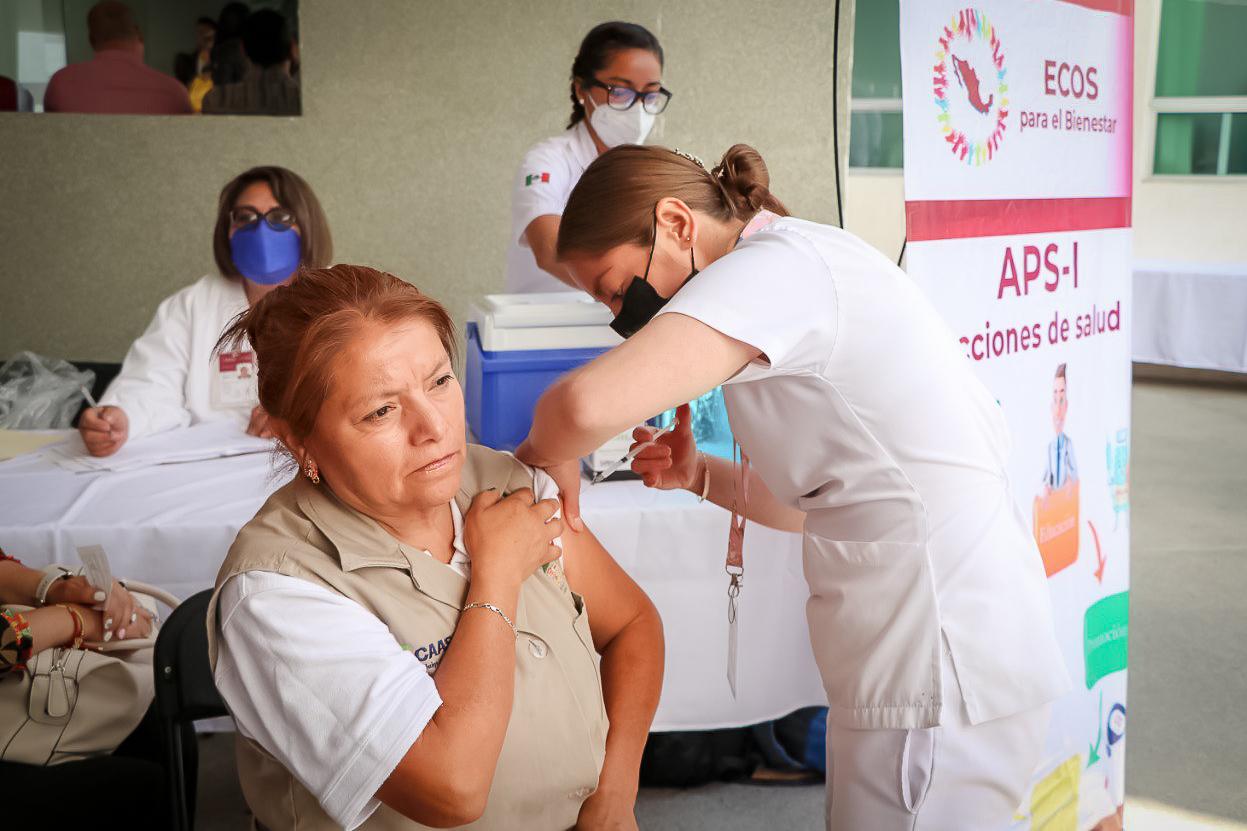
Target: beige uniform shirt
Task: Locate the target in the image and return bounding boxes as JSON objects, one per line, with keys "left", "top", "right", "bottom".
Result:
{"left": 206, "top": 445, "right": 608, "bottom": 830}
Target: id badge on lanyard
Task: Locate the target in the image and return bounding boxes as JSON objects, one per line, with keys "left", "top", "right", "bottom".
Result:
{"left": 214, "top": 350, "right": 258, "bottom": 409}
{"left": 726, "top": 441, "right": 749, "bottom": 698}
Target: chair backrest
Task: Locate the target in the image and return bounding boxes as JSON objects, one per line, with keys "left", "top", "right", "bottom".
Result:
{"left": 154, "top": 589, "right": 228, "bottom": 723}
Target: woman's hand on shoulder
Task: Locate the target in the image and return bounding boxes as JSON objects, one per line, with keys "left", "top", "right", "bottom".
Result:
{"left": 463, "top": 488, "right": 563, "bottom": 586}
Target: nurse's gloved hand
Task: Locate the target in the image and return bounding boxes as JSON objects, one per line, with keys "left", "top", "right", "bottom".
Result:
{"left": 630, "top": 403, "right": 699, "bottom": 491}
{"left": 79, "top": 406, "right": 129, "bottom": 457}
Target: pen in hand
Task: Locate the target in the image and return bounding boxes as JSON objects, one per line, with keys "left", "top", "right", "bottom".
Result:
{"left": 591, "top": 419, "right": 679, "bottom": 485}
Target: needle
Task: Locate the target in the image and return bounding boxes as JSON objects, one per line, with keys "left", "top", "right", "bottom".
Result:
{"left": 591, "top": 420, "right": 678, "bottom": 485}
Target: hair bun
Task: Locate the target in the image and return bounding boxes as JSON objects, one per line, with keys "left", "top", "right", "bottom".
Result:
{"left": 711, "top": 144, "right": 785, "bottom": 218}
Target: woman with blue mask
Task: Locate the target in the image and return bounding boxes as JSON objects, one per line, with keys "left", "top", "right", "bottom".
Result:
{"left": 505, "top": 21, "right": 671, "bottom": 294}
{"left": 78, "top": 166, "right": 332, "bottom": 457}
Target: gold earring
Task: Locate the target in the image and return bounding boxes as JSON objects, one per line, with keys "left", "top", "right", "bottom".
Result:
{"left": 304, "top": 459, "right": 320, "bottom": 484}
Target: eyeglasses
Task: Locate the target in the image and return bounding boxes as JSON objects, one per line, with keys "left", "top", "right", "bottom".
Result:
{"left": 584, "top": 80, "right": 673, "bottom": 115}
{"left": 229, "top": 206, "right": 296, "bottom": 230}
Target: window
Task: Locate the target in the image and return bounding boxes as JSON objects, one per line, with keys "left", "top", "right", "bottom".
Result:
{"left": 1152, "top": 0, "right": 1247, "bottom": 176}
{"left": 850, "top": 0, "right": 903, "bottom": 169}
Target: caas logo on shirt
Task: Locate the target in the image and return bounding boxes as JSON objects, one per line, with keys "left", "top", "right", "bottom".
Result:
{"left": 933, "top": 8, "right": 1008, "bottom": 166}
{"left": 525, "top": 172, "right": 551, "bottom": 186}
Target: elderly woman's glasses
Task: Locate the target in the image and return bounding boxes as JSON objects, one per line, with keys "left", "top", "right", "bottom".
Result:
{"left": 230, "top": 206, "right": 296, "bottom": 230}
{"left": 585, "top": 80, "right": 673, "bottom": 115}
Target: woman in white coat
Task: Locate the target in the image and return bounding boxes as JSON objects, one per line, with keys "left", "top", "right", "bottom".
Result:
{"left": 505, "top": 21, "right": 671, "bottom": 293}
{"left": 516, "top": 144, "right": 1070, "bottom": 830}
{"left": 78, "top": 166, "right": 332, "bottom": 456}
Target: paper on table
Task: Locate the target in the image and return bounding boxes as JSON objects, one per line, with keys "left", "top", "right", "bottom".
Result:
{"left": 0, "top": 429, "right": 75, "bottom": 462}
{"left": 44, "top": 420, "right": 274, "bottom": 473}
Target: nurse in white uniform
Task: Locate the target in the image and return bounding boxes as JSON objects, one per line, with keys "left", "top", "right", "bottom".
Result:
{"left": 77, "top": 166, "right": 333, "bottom": 457}
{"left": 516, "top": 144, "right": 1071, "bottom": 830}
{"left": 505, "top": 21, "right": 670, "bottom": 294}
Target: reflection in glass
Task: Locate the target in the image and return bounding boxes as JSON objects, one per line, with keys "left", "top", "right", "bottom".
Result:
{"left": 0, "top": 0, "right": 300, "bottom": 116}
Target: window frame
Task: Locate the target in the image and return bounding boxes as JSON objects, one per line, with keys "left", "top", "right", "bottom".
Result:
{"left": 1147, "top": 0, "right": 1247, "bottom": 181}
{"left": 848, "top": 96, "right": 904, "bottom": 173}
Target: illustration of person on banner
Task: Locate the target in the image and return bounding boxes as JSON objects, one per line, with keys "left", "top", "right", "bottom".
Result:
{"left": 1034, "top": 363, "right": 1081, "bottom": 577}
{"left": 1043, "top": 363, "right": 1080, "bottom": 493}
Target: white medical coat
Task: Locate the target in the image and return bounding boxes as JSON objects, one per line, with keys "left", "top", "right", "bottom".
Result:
{"left": 658, "top": 217, "right": 1070, "bottom": 730}
{"left": 505, "top": 122, "right": 598, "bottom": 294}
{"left": 100, "top": 274, "right": 256, "bottom": 441}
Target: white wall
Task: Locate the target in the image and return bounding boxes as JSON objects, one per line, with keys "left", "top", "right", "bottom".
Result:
{"left": 844, "top": 0, "right": 1247, "bottom": 265}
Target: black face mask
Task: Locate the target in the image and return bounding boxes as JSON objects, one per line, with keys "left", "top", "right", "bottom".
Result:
{"left": 610, "top": 217, "right": 699, "bottom": 339}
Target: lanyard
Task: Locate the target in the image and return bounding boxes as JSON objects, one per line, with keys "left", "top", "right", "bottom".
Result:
{"left": 720, "top": 209, "right": 772, "bottom": 696}
{"left": 726, "top": 441, "right": 749, "bottom": 698}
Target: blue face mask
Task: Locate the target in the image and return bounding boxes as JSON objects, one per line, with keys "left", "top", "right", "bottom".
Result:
{"left": 229, "top": 222, "right": 301, "bottom": 285}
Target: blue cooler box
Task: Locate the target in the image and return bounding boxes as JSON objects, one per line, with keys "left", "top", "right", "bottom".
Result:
{"left": 464, "top": 293, "right": 621, "bottom": 451}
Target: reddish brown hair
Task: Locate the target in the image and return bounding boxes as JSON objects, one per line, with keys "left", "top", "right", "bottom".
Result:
{"left": 217, "top": 264, "right": 457, "bottom": 444}
{"left": 213, "top": 166, "right": 333, "bottom": 280}
{"left": 557, "top": 144, "right": 788, "bottom": 257}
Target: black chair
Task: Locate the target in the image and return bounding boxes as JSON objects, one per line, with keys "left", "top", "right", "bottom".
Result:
{"left": 154, "top": 589, "right": 229, "bottom": 831}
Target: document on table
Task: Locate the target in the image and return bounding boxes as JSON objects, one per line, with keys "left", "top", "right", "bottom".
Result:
{"left": 43, "top": 420, "right": 275, "bottom": 473}
{"left": 0, "top": 429, "right": 76, "bottom": 461}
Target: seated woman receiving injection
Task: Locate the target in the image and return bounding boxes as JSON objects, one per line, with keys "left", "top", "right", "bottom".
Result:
{"left": 207, "top": 265, "right": 663, "bottom": 831}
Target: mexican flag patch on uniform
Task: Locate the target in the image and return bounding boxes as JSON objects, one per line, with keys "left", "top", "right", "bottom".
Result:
{"left": 525, "top": 172, "right": 551, "bottom": 186}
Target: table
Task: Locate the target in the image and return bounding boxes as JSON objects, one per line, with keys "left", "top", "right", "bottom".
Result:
{"left": 1133, "top": 259, "right": 1247, "bottom": 373}
{"left": 0, "top": 449, "right": 826, "bottom": 731}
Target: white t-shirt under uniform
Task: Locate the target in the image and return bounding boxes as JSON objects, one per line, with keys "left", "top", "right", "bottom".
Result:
{"left": 658, "top": 217, "right": 1071, "bottom": 731}
{"left": 100, "top": 274, "right": 256, "bottom": 440}
{"left": 504, "top": 121, "right": 598, "bottom": 294}
{"left": 214, "top": 469, "right": 563, "bottom": 830}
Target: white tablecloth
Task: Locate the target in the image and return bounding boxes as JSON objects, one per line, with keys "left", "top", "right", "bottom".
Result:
{"left": 1133, "top": 259, "right": 1247, "bottom": 373}
{"left": 0, "top": 449, "right": 825, "bottom": 731}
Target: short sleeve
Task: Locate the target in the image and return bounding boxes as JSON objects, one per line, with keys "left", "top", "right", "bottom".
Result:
{"left": 510, "top": 140, "right": 574, "bottom": 247}
{"left": 657, "top": 226, "right": 838, "bottom": 372}
{"left": 215, "top": 571, "right": 443, "bottom": 830}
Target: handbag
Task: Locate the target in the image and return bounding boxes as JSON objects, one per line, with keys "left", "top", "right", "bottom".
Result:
{"left": 0, "top": 580, "right": 179, "bottom": 766}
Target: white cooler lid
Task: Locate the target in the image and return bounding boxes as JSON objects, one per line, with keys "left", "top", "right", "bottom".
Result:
{"left": 470, "top": 292, "right": 622, "bottom": 351}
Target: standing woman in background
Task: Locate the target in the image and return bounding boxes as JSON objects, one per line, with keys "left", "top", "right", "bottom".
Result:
{"left": 516, "top": 143, "right": 1071, "bottom": 829}
{"left": 77, "top": 166, "right": 332, "bottom": 456}
{"left": 505, "top": 21, "right": 672, "bottom": 293}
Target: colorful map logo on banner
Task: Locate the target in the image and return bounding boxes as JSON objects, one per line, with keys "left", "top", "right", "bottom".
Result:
{"left": 934, "top": 9, "right": 1009, "bottom": 165}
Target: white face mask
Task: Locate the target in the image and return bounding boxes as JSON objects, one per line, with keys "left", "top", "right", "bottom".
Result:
{"left": 587, "top": 98, "right": 656, "bottom": 147}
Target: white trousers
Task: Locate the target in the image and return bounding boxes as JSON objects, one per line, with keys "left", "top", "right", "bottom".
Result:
{"left": 824, "top": 649, "right": 1052, "bottom": 831}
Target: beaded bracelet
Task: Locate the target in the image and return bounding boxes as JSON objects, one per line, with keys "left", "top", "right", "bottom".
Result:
{"left": 0, "top": 606, "right": 35, "bottom": 673}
